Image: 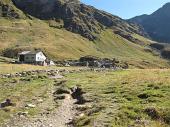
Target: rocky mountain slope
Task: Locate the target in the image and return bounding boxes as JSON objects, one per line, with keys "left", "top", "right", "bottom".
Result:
{"left": 0, "top": 0, "right": 169, "bottom": 68}
{"left": 2, "top": 0, "right": 147, "bottom": 40}
{"left": 129, "top": 3, "right": 170, "bottom": 43}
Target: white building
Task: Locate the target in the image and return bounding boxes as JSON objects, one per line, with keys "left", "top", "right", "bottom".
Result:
{"left": 18, "top": 51, "right": 47, "bottom": 66}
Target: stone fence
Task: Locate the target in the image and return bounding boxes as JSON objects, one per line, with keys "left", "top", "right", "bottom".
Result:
{"left": 0, "top": 68, "right": 120, "bottom": 78}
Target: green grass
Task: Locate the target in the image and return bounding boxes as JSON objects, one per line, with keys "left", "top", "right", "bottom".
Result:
{"left": 0, "top": 62, "right": 86, "bottom": 74}
{"left": 0, "top": 18, "right": 169, "bottom": 68}
{"left": 0, "top": 74, "right": 54, "bottom": 124}
{"left": 94, "top": 30, "right": 170, "bottom": 68}
{"left": 0, "top": 67, "right": 170, "bottom": 127}
{"left": 65, "top": 69, "right": 170, "bottom": 127}
{"left": 0, "top": 56, "right": 12, "bottom": 63}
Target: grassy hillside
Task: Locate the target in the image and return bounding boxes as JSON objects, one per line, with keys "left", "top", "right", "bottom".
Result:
{"left": 0, "top": 18, "right": 169, "bottom": 68}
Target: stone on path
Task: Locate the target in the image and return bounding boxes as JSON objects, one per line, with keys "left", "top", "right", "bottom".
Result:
{"left": 26, "top": 104, "right": 36, "bottom": 108}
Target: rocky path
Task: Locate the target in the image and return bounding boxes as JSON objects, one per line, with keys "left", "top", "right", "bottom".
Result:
{"left": 2, "top": 73, "right": 78, "bottom": 127}
{"left": 3, "top": 94, "right": 77, "bottom": 127}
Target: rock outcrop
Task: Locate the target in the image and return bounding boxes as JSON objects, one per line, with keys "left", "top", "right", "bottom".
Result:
{"left": 0, "top": 1, "right": 20, "bottom": 18}
{"left": 11, "top": 0, "right": 145, "bottom": 40}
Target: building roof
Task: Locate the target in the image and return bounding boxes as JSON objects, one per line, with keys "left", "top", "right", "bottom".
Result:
{"left": 18, "top": 51, "right": 42, "bottom": 55}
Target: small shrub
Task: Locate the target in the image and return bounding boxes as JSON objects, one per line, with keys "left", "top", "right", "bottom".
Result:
{"left": 2, "top": 108, "right": 11, "bottom": 112}
{"left": 87, "top": 106, "right": 105, "bottom": 116}
{"left": 103, "top": 90, "right": 115, "bottom": 94}
{"left": 147, "top": 84, "right": 154, "bottom": 88}
{"left": 53, "top": 85, "right": 70, "bottom": 95}
{"left": 124, "top": 110, "right": 138, "bottom": 120}
{"left": 11, "top": 79, "right": 18, "bottom": 83}
{"left": 76, "top": 105, "right": 89, "bottom": 112}
{"left": 20, "top": 77, "right": 32, "bottom": 82}
{"left": 147, "top": 84, "right": 160, "bottom": 90}
{"left": 144, "top": 107, "right": 159, "bottom": 120}
{"left": 38, "top": 75, "right": 47, "bottom": 79}
{"left": 160, "top": 110, "right": 170, "bottom": 125}
{"left": 54, "top": 80, "right": 67, "bottom": 86}
{"left": 54, "top": 95, "right": 65, "bottom": 100}
{"left": 138, "top": 93, "right": 150, "bottom": 99}
{"left": 73, "top": 115, "right": 91, "bottom": 126}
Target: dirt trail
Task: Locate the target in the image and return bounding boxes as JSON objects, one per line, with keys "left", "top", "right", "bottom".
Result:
{"left": 3, "top": 73, "right": 78, "bottom": 127}
{"left": 3, "top": 94, "right": 77, "bottom": 127}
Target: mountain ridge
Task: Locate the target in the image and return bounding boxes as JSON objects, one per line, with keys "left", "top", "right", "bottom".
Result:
{"left": 0, "top": 0, "right": 169, "bottom": 68}
{"left": 10, "top": 0, "right": 148, "bottom": 40}
{"left": 128, "top": 2, "right": 170, "bottom": 43}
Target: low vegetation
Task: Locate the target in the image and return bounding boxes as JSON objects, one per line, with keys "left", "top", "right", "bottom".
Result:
{"left": 0, "top": 63, "right": 47, "bottom": 74}
{"left": 0, "top": 73, "right": 54, "bottom": 124}
{"left": 66, "top": 69, "right": 170, "bottom": 127}
{"left": 0, "top": 61, "right": 83, "bottom": 74}
{"left": 0, "top": 65, "right": 169, "bottom": 127}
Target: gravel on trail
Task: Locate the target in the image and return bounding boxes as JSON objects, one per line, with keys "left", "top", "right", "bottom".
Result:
{"left": 3, "top": 94, "right": 77, "bottom": 127}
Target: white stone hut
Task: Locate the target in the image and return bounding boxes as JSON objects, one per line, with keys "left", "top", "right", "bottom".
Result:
{"left": 18, "top": 51, "right": 47, "bottom": 66}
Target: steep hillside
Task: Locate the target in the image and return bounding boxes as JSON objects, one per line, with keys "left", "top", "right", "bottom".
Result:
{"left": 129, "top": 3, "right": 170, "bottom": 43}
{"left": 0, "top": 18, "right": 169, "bottom": 68}
{"left": 11, "top": 0, "right": 148, "bottom": 40}
{"left": 150, "top": 43, "right": 170, "bottom": 59}
{"left": 0, "top": 0, "right": 169, "bottom": 68}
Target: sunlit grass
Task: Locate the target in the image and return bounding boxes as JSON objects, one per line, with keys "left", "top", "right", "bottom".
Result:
{"left": 0, "top": 63, "right": 86, "bottom": 74}
{"left": 0, "top": 75, "right": 53, "bottom": 124}
{"left": 0, "top": 18, "right": 169, "bottom": 68}
{"left": 66, "top": 69, "right": 170, "bottom": 127}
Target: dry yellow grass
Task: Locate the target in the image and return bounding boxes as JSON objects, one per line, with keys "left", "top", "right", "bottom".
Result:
{"left": 0, "top": 64, "right": 46, "bottom": 74}
{"left": 0, "top": 18, "right": 170, "bottom": 68}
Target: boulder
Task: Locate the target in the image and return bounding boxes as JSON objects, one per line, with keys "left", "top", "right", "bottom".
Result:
{"left": 0, "top": 99, "right": 14, "bottom": 108}
{"left": 70, "top": 86, "right": 86, "bottom": 104}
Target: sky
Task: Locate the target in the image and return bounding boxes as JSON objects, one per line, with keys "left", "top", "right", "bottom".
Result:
{"left": 80, "top": 0, "right": 170, "bottom": 19}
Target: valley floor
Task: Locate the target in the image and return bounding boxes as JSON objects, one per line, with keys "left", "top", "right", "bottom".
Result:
{"left": 0, "top": 66, "right": 169, "bottom": 127}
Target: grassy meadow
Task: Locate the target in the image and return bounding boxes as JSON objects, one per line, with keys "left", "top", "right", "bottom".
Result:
{"left": 66, "top": 69, "right": 170, "bottom": 127}
{"left": 0, "top": 61, "right": 170, "bottom": 127}
{"left": 0, "top": 63, "right": 47, "bottom": 74}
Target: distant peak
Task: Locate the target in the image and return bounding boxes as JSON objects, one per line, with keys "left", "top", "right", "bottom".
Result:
{"left": 64, "top": 0, "right": 79, "bottom": 2}
{"left": 162, "top": 2, "right": 170, "bottom": 8}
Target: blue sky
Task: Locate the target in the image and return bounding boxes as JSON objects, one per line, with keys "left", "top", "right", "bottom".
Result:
{"left": 80, "top": 0, "right": 170, "bottom": 19}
